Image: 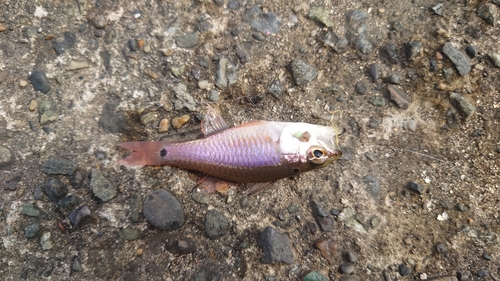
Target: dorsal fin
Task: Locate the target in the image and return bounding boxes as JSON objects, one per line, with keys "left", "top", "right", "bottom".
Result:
{"left": 201, "top": 105, "right": 229, "bottom": 136}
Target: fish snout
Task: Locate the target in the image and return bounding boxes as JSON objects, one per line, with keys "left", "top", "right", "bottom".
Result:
{"left": 328, "top": 149, "right": 342, "bottom": 159}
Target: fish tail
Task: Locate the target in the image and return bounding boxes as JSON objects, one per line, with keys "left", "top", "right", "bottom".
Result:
{"left": 118, "top": 141, "right": 169, "bottom": 166}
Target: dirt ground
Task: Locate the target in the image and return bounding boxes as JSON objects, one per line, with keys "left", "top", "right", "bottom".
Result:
{"left": 0, "top": 0, "right": 499, "bottom": 280}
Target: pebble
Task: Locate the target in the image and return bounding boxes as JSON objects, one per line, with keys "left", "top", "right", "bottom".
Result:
{"left": 57, "top": 195, "right": 79, "bottom": 210}
{"left": 90, "top": 169, "right": 117, "bottom": 202}
{"left": 0, "top": 70, "right": 9, "bottom": 83}
{"left": 369, "top": 63, "right": 379, "bottom": 80}
{"left": 442, "top": 42, "right": 471, "bottom": 76}
{"left": 291, "top": 59, "right": 318, "bottom": 86}
{"left": 246, "top": 7, "right": 282, "bottom": 35}
{"left": 477, "top": 269, "right": 487, "bottom": 277}
{"left": 66, "top": 60, "right": 90, "bottom": 71}
{"left": 456, "top": 203, "right": 468, "bottom": 212}
{"left": 175, "top": 32, "right": 199, "bottom": 48}
{"left": 363, "top": 174, "right": 380, "bottom": 197}
{"left": 28, "top": 99, "right": 37, "bottom": 111}
{"left": 477, "top": 3, "right": 498, "bottom": 25}
{"left": 205, "top": 209, "right": 230, "bottom": 239}
{"left": 92, "top": 15, "right": 108, "bottom": 29}
{"left": 446, "top": 108, "right": 459, "bottom": 128}
{"left": 437, "top": 83, "right": 447, "bottom": 91}
{"left": 24, "top": 221, "right": 41, "bottom": 239}
{"left": 20, "top": 79, "right": 28, "bottom": 87}
{"left": 192, "top": 191, "right": 210, "bottom": 204}
{"left": 40, "top": 231, "right": 53, "bottom": 250}
{"left": 129, "top": 192, "right": 142, "bottom": 222}
{"left": 170, "top": 64, "right": 185, "bottom": 78}
{"left": 383, "top": 43, "right": 399, "bottom": 64}
{"left": 172, "top": 83, "right": 197, "bottom": 111}
{"left": 21, "top": 203, "right": 48, "bottom": 219}
{"left": 42, "top": 157, "right": 77, "bottom": 175}
{"left": 481, "top": 253, "right": 492, "bottom": 261}
{"left": 216, "top": 57, "right": 230, "bottom": 88}
{"left": 436, "top": 243, "right": 449, "bottom": 257}
{"left": 354, "top": 33, "right": 373, "bottom": 54}
{"left": 0, "top": 146, "right": 14, "bottom": 168}
{"left": 388, "top": 85, "right": 411, "bottom": 109}
{"left": 172, "top": 115, "right": 190, "bottom": 129}
{"left": 355, "top": 81, "right": 368, "bottom": 95}
{"left": 127, "top": 23, "right": 136, "bottom": 30}
{"left": 143, "top": 68, "right": 159, "bottom": 79}
{"left": 140, "top": 111, "right": 157, "bottom": 125}
{"left": 268, "top": 80, "right": 285, "bottom": 99}
{"left": 457, "top": 272, "right": 469, "bottom": 281}
{"left": 370, "top": 96, "right": 386, "bottom": 107}
{"left": 346, "top": 251, "right": 358, "bottom": 263}
{"left": 252, "top": 33, "right": 265, "bottom": 41}
{"left": 166, "top": 238, "right": 197, "bottom": 255}
{"left": 143, "top": 45, "right": 151, "bottom": 53}
{"left": 449, "top": 92, "right": 476, "bottom": 120}
{"left": 0, "top": 24, "right": 6, "bottom": 32}
{"left": 311, "top": 201, "right": 334, "bottom": 232}
{"left": 72, "top": 256, "right": 83, "bottom": 272}
{"left": 143, "top": 189, "right": 185, "bottom": 230}
{"left": 23, "top": 26, "right": 38, "bottom": 38}
{"left": 408, "top": 120, "right": 417, "bottom": 131}
{"left": 312, "top": 239, "right": 336, "bottom": 265}
{"left": 340, "top": 262, "right": 355, "bottom": 274}
{"left": 407, "top": 181, "right": 424, "bottom": 194}
{"left": 432, "top": 3, "right": 443, "bottom": 15}
{"left": 157, "top": 118, "right": 170, "bottom": 133}
{"left": 40, "top": 265, "right": 54, "bottom": 277}
{"left": 208, "top": 90, "right": 219, "bottom": 102}
{"left": 465, "top": 46, "right": 477, "bottom": 58}
{"left": 323, "top": 31, "right": 348, "bottom": 53}
{"left": 339, "top": 276, "right": 361, "bottom": 281}
{"left": 258, "top": 226, "right": 294, "bottom": 264}
{"left": 489, "top": 53, "right": 500, "bottom": 68}
{"left": 398, "top": 263, "right": 411, "bottom": 276}
{"left": 198, "top": 80, "right": 209, "bottom": 89}
{"left": 29, "top": 71, "right": 51, "bottom": 94}
{"left": 119, "top": 227, "right": 140, "bottom": 240}
{"left": 43, "top": 178, "right": 68, "bottom": 202}
{"left": 38, "top": 100, "right": 59, "bottom": 125}
{"left": 405, "top": 41, "right": 421, "bottom": 60}
{"left": 228, "top": 0, "right": 240, "bottom": 10}
{"left": 303, "top": 271, "right": 329, "bottom": 281}
{"left": 308, "top": 6, "right": 334, "bottom": 27}
{"left": 68, "top": 205, "right": 91, "bottom": 227}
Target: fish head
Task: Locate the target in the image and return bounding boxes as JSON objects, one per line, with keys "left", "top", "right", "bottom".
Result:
{"left": 280, "top": 123, "right": 344, "bottom": 168}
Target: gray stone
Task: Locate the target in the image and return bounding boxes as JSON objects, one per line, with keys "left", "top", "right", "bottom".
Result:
{"left": 98, "top": 101, "right": 128, "bottom": 133}
{"left": 68, "top": 205, "right": 91, "bottom": 227}
{"left": 354, "top": 33, "right": 373, "bottom": 54}
{"left": 339, "top": 276, "right": 361, "bottom": 281}
{"left": 66, "top": 60, "right": 90, "bottom": 71}
{"left": 398, "top": 263, "right": 411, "bottom": 276}
{"left": 370, "top": 96, "right": 386, "bottom": 107}
{"left": 489, "top": 53, "right": 500, "bottom": 68}
{"left": 450, "top": 92, "right": 476, "bottom": 121}
{"left": 143, "top": 189, "right": 185, "bottom": 230}
{"left": 175, "top": 32, "right": 199, "bottom": 48}
{"left": 57, "top": 195, "right": 79, "bottom": 210}
{"left": 303, "top": 271, "right": 329, "bottom": 281}
{"left": 446, "top": 108, "right": 459, "bottom": 128}
{"left": 0, "top": 146, "right": 14, "bottom": 168}
{"left": 172, "top": 83, "right": 197, "bottom": 111}
{"left": 340, "top": 262, "right": 355, "bottom": 274}
{"left": 38, "top": 100, "right": 59, "bottom": 125}
{"left": 258, "top": 226, "right": 294, "bottom": 264}
{"left": 23, "top": 26, "right": 38, "bottom": 38}
{"left": 407, "top": 181, "right": 424, "bottom": 194}
{"left": 291, "top": 59, "right": 317, "bottom": 86}
{"left": 192, "top": 191, "right": 210, "bottom": 204}
{"left": 432, "top": 3, "right": 443, "bottom": 16}
{"left": 72, "top": 256, "right": 83, "bottom": 272}
{"left": 166, "top": 238, "right": 197, "bottom": 255}
{"left": 24, "top": 221, "right": 41, "bottom": 239}
{"left": 311, "top": 201, "right": 334, "bottom": 231}
{"left": 408, "top": 120, "right": 417, "bottom": 131}
{"left": 363, "top": 174, "right": 379, "bottom": 197}
{"left": 388, "top": 74, "right": 403, "bottom": 84}
{"left": 244, "top": 7, "right": 282, "bottom": 35}
{"left": 387, "top": 85, "right": 411, "bottom": 109}
{"left": 477, "top": 3, "right": 497, "bottom": 25}
{"left": 369, "top": 63, "right": 379, "bottom": 80}
{"left": 268, "top": 80, "right": 285, "bottom": 99}
{"left": 90, "top": 169, "right": 117, "bottom": 202}
{"left": 355, "top": 81, "right": 368, "bottom": 95}
{"left": 205, "top": 210, "right": 230, "bottom": 239}
{"left": 405, "top": 41, "right": 421, "bottom": 60}
{"left": 442, "top": 42, "right": 471, "bottom": 76}
{"left": 43, "top": 178, "right": 68, "bottom": 202}
{"left": 208, "top": 90, "right": 219, "bottom": 102}
{"left": 128, "top": 39, "right": 138, "bottom": 51}
{"left": 466, "top": 46, "right": 477, "bottom": 58}
{"left": 129, "top": 192, "right": 142, "bottom": 223}
{"left": 0, "top": 70, "right": 9, "bottom": 83}
{"left": 42, "top": 157, "right": 77, "bottom": 175}
{"left": 119, "top": 227, "right": 140, "bottom": 240}
{"left": 40, "top": 231, "right": 53, "bottom": 250}
{"left": 308, "top": 6, "right": 334, "bottom": 27}
{"left": 21, "top": 203, "right": 48, "bottom": 219}
{"left": 29, "top": 71, "right": 51, "bottom": 94}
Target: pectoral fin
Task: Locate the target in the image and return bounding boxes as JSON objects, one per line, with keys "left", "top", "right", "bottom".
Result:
{"left": 201, "top": 105, "right": 229, "bottom": 136}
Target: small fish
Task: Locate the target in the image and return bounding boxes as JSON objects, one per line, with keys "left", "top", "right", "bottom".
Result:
{"left": 118, "top": 106, "right": 344, "bottom": 194}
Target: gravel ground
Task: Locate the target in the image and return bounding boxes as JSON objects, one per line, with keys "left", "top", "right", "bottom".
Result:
{"left": 1, "top": 0, "right": 499, "bottom": 280}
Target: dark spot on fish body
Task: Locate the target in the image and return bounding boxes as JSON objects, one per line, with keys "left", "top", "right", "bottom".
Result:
{"left": 160, "top": 148, "right": 167, "bottom": 157}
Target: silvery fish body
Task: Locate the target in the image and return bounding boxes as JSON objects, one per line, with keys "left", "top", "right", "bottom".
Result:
{"left": 119, "top": 107, "right": 343, "bottom": 186}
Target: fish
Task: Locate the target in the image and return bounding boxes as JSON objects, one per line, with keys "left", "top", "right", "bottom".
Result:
{"left": 118, "top": 106, "right": 344, "bottom": 194}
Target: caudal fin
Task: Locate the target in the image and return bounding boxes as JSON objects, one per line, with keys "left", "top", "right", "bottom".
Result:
{"left": 117, "top": 141, "right": 169, "bottom": 166}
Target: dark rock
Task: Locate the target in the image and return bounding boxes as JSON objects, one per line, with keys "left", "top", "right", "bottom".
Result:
{"left": 387, "top": 85, "right": 411, "bottom": 109}
{"left": 439, "top": 198, "right": 452, "bottom": 210}
{"left": 166, "top": 238, "right": 197, "bottom": 255}
{"left": 354, "top": 81, "right": 368, "bottom": 95}
{"left": 21, "top": 203, "right": 48, "bottom": 219}
{"left": 129, "top": 192, "right": 142, "bottom": 223}
{"left": 43, "top": 178, "right": 68, "bottom": 202}
{"left": 53, "top": 32, "right": 77, "bottom": 55}
{"left": 258, "top": 226, "right": 294, "bottom": 264}
{"left": 407, "top": 181, "right": 424, "bottom": 194}
{"left": 354, "top": 33, "right": 373, "bottom": 54}
{"left": 100, "top": 50, "right": 111, "bottom": 73}
{"left": 346, "top": 10, "right": 368, "bottom": 29}
{"left": 482, "top": 253, "right": 492, "bottom": 261}
{"left": 370, "top": 96, "right": 386, "bottom": 107}
{"left": 213, "top": 0, "right": 224, "bottom": 6}
{"left": 465, "top": 46, "right": 477, "bottom": 58}
{"left": 98, "top": 101, "right": 128, "bottom": 133}
{"left": 90, "top": 169, "right": 116, "bottom": 202}
{"left": 443, "top": 67, "right": 453, "bottom": 84}
{"left": 70, "top": 170, "right": 85, "bottom": 189}
{"left": 303, "top": 271, "right": 329, "bottom": 281}
{"left": 53, "top": 40, "right": 66, "bottom": 55}
{"left": 175, "top": 32, "right": 199, "bottom": 49}
{"left": 405, "top": 41, "right": 421, "bottom": 60}
{"left": 363, "top": 175, "right": 379, "bottom": 197}
{"left": 446, "top": 108, "right": 459, "bottom": 128}
{"left": 430, "top": 57, "right": 438, "bottom": 72}
{"left": 477, "top": 269, "right": 487, "bottom": 277}
{"left": 456, "top": 203, "right": 468, "bottom": 212}
{"left": 196, "top": 20, "right": 213, "bottom": 33}
{"left": 94, "top": 29, "right": 104, "bottom": 37}
{"left": 436, "top": 242, "right": 449, "bottom": 257}
{"left": 369, "top": 63, "right": 379, "bottom": 80}
{"left": 398, "top": 263, "right": 411, "bottom": 276}
{"left": 39, "top": 265, "right": 54, "bottom": 277}
{"left": 4, "top": 174, "right": 21, "bottom": 190}
{"left": 42, "top": 157, "right": 77, "bottom": 176}
{"left": 457, "top": 272, "right": 469, "bottom": 281}
{"left": 477, "top": 3, "right": 498, "bottom": 25}
{"left": 244, "top": 7, "right": 282, "bottom": 35}
{"left": 0, "top": 70, "right": 9, "bottom": 83}
{"left": 382, "top": 43, "right": 399, "bottom": 64}
{"left": 57, "top": 195, "right": 79, "bottom": 210}
{"left": 128, "top": 39, "right": 138, "bottom": 51}
{"left": 205, "top": 209, "right": 230, "bottom": 239}
{"left": 330, "top": 208, "right": 341, "bottom": 216}
{"left": 33, "top": 186, "right": 44, "bottom": 200}
{"left": 24, "top": 221, "right": 41, "bottom": 239}
{"left": 340, "top": 262, "right": 355, "bottom": 274}
{"left": 193, "top": 269, "right": 221, "bottom": 281}
{"left": 119, "top": 227, "right": 139, "bottom": 240}
{"left": 449, "top": 92, "right": 476, "bottom": 121}
{"left": 322, "top": 31, "right": 348, "bottom": 53}
{"left": 29, "top": 71, "right": 51, "bottom": 94}
{"left": 252, "top": 33, "right": 265, "bottom": 41}
{"left": 72, "top": 256, "right": 83, "bottom": 272}
{"left": 442, "top": 42, "right": 471, "bottom": 76}
{"left": 291, "top": 59, "right": 317, "bottom": 86}
{"left": 268, "top": 80, "right": 285, "bottom": 99}
{"left": 68, "top": 205, "right": 91, "bottom": 227}
{"left": 143, "top": 189, "right": 185, "bottom": 230}
{"left": 339, "top": 276, "right": 361, "bottom": 281}
{"left": 346, "top": 251, "right": 358, "bottom": 262}
{"left": 311, "top": 201, "right": 334, "bottom": 232}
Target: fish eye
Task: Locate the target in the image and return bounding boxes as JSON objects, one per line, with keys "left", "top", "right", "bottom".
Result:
{"left": 313, "top": 149, "right": 324, "bottom": 158}
{"left": 308, "top": 147, "right": 328, "bottom": 164}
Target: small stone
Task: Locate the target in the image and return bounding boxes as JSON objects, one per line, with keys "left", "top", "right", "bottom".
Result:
{"left": 198, "top": 80, "right": 209, "bottom": 89}
{"left": 252, "top": 33, "right": 265, "bottom": 41}
{"left": 205, "top": 209, "right": 230, "bottom": 239}
{"left": 313, "top": 239, "right": 336, "bottom": 265}
{"left": 68, "top": 205, "right": 91, "bottom": 227}
{"left": 192, "top": 191, "right": 210, "bottom": 204}
{"left": 166, "top": 238, "right": 197, "bottom": 255}
{"left": 311, "top": 201, "right": 334, "bottom": 232}
{"left": 143, "top": 189, "right": 185, "bottom": 230}
{"left": 21, "top": 203, "right": 47, "bottom": 219}
{"left": 43, "top": 178, "right": 68, "bottom": 202}
{"left": 140, "top": 112, "right": 157, "bottom": 125}
{"left": 92, "top": 15, "right": 107, "bottom": 29}
{"left": 432, "top": 3, "right": 443, "bottom": 16}
{"left": 477, "top": 3, "right": 498, "bottom": 25}
{"left": 175, "top": 32, "right": 199, "bottom": 48}
{"left": 42, "top": 157, "right": 77, "bottom": 175}
{"left": 436, "top": 243, "right": 449, "bottom": 257}
{"left": 268, "top": 80, "right": 285, "bottom": 99}
{"left": 388, "top": 74, "right": 403, "bottom": 84}
{"left": 382, "top": 43, "right": 398, "bottom": 64}
{"left": 158, "top": 118, "right": 170, "bottom": 133}
{"left": 39, "top": 265, "right": 54, "bottom": 277}
{"left": 489, "top": 53, "right": 500, "bottom": 68}
{"left": 456, "top": 203, "right": 468, "bottom": 212}
{"left": 20, "top": 79, "right": 28, "bottom": 87}
{"left": 0, "top": 70, "right": 9, "bottom": 83}
{"left": 28, "top": 100, "right": 37, "bottom": 111}
{"left": 450, "top": 92, "right": 476, "bottom": 121}
{"left": 442, "top": 42, "right": 471, "bottom": 76}
{"left": 0, "top": 146, "right": 15, "bottom": 169}
{"left": 339, "top": 276, "right": 361, "bottom": 281}
{"left": 291, "top": 59, "right": 318, "bottom": 86}
{"left": 388, "top": 85, "right": 411, "bottom": 109}
{"left": 208, "top": 90, "right": 219, "bottom": 102}
{"left": 398, "top": 263, "right": 411, "bottom": 276}
{"left": 0, "top": 24, "right": 6, "bottom": 32}
{"left": 170, "top": 64, "right": 185, "bottom": 78}
{"left": 172, "top": 115, "right": 190, "bottom": 129}
{"left": 408, "top": 120, "right": 417, "bottom": 131}
{"left": 24, "top": 221, "right": 41, "bottom": 239}
{"left": 465, "top": 46, "right": 477, "bottom": 58}
{"left": 228, "top": 0, "right": 240, "bottom": 10}
{"left": 446, "top": 108, "right": 459, "bottom": 128}
{"left": 370, "top": 96, "right": 386, "bottom": 107}
{"left": 407, "top": 181, "right": 424, "bottom": 194}
{"left": 346, "top": 251, "right": 358, "bottom": 263}
{"left": 482, "top": 253, "right": 492, "bottom": 261}
{"left": 66, "top": 60, "right": 90, "bottom": 71}
{"left": 91, "top": 169, "right": 117, "bottom": 202}
{"left": 437, "top": 83, "right": 447, "bottom": 91}
{"left": 143, "top": 45, "right": 151, "bottom": 53}
{"left": 477, "top": 269, "right": 487, "bottom": 277}
{"left": 246, "top": 7, "right": 282, "bottom": 35}
{"left": 22, "top": 26, "right": 38, "bottom": 38}
{"left": 127, "top": 23, "right": 137, "bottom": 30}
{"left": 355, "top": 81, "right": 368, "bottom": 95}
{"left": 38, "top": 100, "right": 59, "bottom": 125}
{"left": 172, "top": 83, "right": 197, "bottom": 111}
{"left": 128, "top": 39, "right": 139, "bottom": 51}
{"left": 119, "top": 227, "right": 139, "bottom": 240}
{"left": 405, "top": 41, "right": 421, "bottom": 60}
{"left": 57, "top": 195, "right": 79, "bottom": 210}
{"left": 40, "top": 231, "right": 53, "bottom": 250}
{"left": 303, "top": 270, "right": 329, "bottom": 281}
{"left": 216, "top": 57, "right": 230, "bottom": 88}
{"left": 363, "top": 174, "right": 379, "bottom": 197}
{"left": 72, "top": 256, "right": 83, "bottom": 272}
{"left": 308, "top": 6, "right": 334, "bottom": 27}
{"left": 129, "top": 192, "right": 142, "bottom": 222}
{"left": 29, "top": 71, "right": 51, "bottom": 94}
{"left": 143, "top": 68, "right": 159, "bottom": 79}
{"left": 369, "top": 63, "right": 379, "bottom": 80}
{"left": 258, "top": 226, "right": 294, "bottom": 264}
{"left": 340, "top": 262, "right": 355, "bottom": 274}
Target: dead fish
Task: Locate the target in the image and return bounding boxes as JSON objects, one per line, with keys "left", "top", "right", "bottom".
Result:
{"left": 118, "top": 106, "right": 344, "bottom": 194}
